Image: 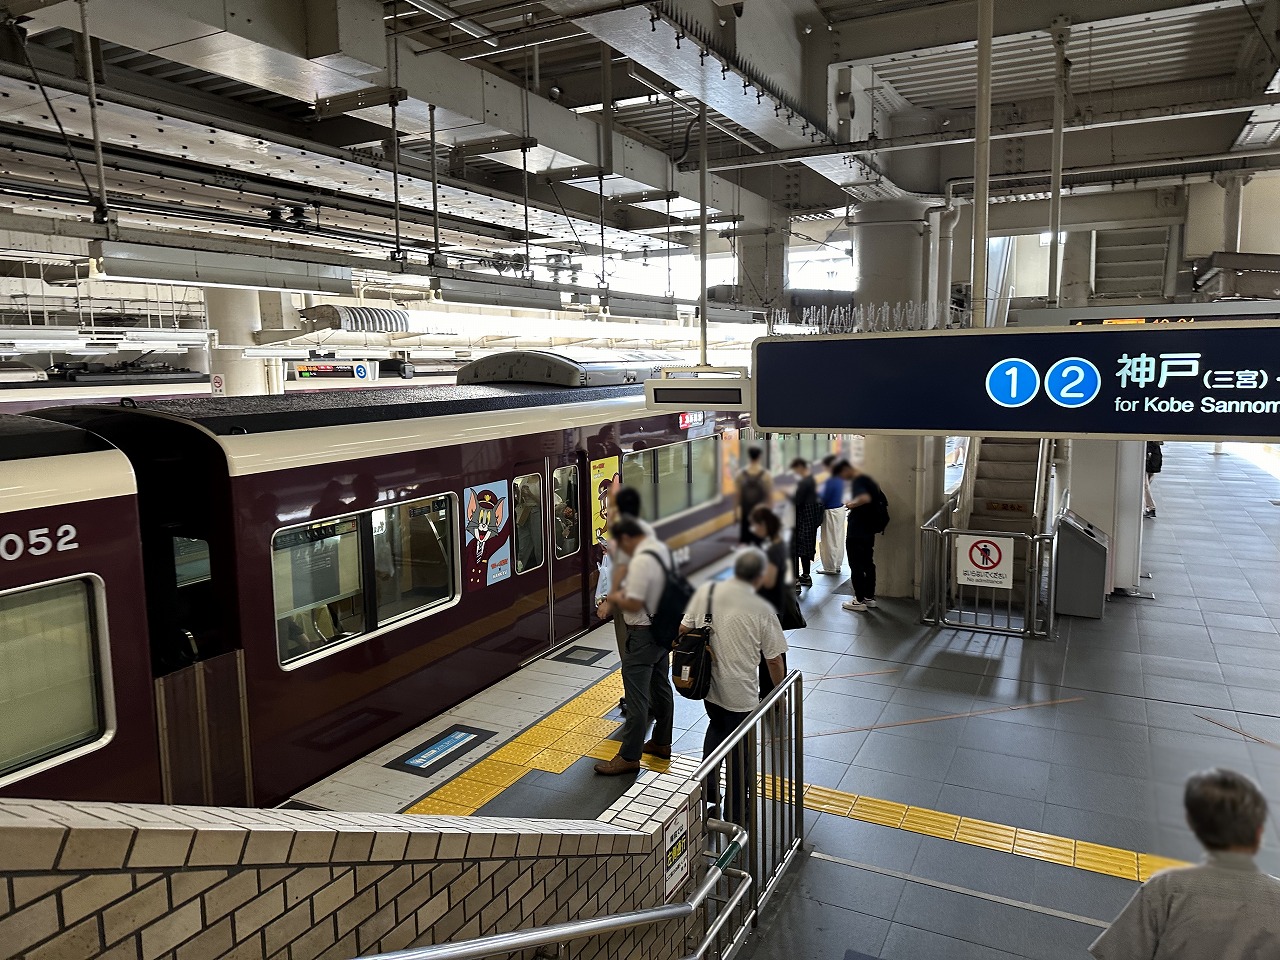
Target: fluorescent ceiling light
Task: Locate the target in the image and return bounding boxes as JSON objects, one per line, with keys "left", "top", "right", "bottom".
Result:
{"left": 88, "top": 241, "right": 354, "bottom": 295}
{"left": 436, "top": 277, "right": 564, "bottom": 312}
{"left": 402, "top": 0, "right": 498, "bottom": 45}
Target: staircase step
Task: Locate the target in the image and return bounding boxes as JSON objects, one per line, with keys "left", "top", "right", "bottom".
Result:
{"left": 978, "top": 441, "right": 1041, "bottom": 462}
{"left": 977, "top": 461, "right": 1038, "bottom": 481}
{"left": 972, "top": 498, "right": 1036, "bottom": 517}
{"left": 974, "top": 478, "right": 1034, "bottom": 499}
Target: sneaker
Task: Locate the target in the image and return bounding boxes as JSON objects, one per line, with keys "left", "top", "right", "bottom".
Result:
{"left": 863, "top": 598, "right": 878, "bottom": 608}
{"left": 1144, "top": 509, "right": 1156, "bottom": 518}
{"left": 816, "top": 568, "right": 841, "bottom": 576}
{"left": 798, "top": 575, "right": 813, "bottom": 586}
{"left": 842, "top": 600, "right": 867, "bottom": 612}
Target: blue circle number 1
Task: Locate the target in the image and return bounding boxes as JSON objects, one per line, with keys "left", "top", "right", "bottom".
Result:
{"left": 986, "top": 358, "right": 1040, "bottom": 408}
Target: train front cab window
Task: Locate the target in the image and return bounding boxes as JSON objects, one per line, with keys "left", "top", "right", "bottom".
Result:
{"left": 0, "top": 577, "right": 109, "bottom": 784}
{"left": 272, "top": 494, "right": 457, "bottom": 667}
{"left": 512, "top": 473, "right": 545, "bottom": 574}
{"left": 623, "top": 435, "right": 720, "bottom": 522}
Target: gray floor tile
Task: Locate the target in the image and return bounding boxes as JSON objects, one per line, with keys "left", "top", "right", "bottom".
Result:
{"left": 1045, "top": 765, "right": 1148, "bottom": 817}
{"left": 1029, "top": 860, "right": 1134, "bottom": 923}
{"left": 743, "top": 895, "right": 892, "bottom": 960}
{"left": 1142, "top": 674, "right": 1234, "bottom": 710}
{"left": 853, "top": 731, "right": 958, "bottom": 780}
{"left": 1041, "top": 804, "right": 1156, "bottom": 852}
{"left": 934, "top": 783, "right": 1045, "bottom": 830}
{"left": 1203, "top": 610, "right": 1278, "bottom": 634}
{"left": 878, "top": 923, "right": 1026, "bottom": 960}
{"left": 838, "top": 765, "right": 945, "bottom": 809}
{"left": 1050, "top": 729, "right": 1151, "bottom": 779}
{"left": 945, "top": 747, "right": 1050, "bottom": 801}
{"left": 1229, "top": 684, "right": 1280, "bottom": 717}
{"left": 1139, "top": 654, "right": 1224, "bottom": 683}
{"left": 794, "top": 855, "right": 906, "bottom": 920}
{"left": 910, "top": 835, "right": 1039, "bottom": 900}
{"left": 807, "top": 812, "right": 924, "bottom": 872}
{"left": 958, "top": 716, "right": 1056, "bottom": 762}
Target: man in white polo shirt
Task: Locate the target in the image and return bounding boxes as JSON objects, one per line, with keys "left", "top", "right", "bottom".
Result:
{"left": 681, "top": 547, "right": 787, "bottom": 817}
{"left": 594, "top": 517, "right": 675, "bottom": 776}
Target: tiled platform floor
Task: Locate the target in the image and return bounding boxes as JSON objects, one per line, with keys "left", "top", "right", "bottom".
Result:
{"left": 741, "top": 441, "right": 1280, "bottom": 960}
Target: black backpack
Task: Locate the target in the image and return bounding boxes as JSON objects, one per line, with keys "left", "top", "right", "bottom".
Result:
{"left": 641, "top": 547, "right": 695, "bottom": 649}
{"left": 672, "top": 586, "right": 715, "bottom": 700}
{"left": 867, "top": 479, "right": 890, "bottom": 535}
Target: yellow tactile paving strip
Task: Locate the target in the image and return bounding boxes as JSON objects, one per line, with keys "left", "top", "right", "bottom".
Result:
{"left": 403, "top": 665, "right": 1191, "bottom": 883}
{"left": 404, "top": 670, "right": 672, "bottom": 816}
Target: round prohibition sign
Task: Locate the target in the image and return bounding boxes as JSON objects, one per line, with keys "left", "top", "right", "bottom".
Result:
{"left": 969, "top": 539, "right": 1002, "bottom": 570}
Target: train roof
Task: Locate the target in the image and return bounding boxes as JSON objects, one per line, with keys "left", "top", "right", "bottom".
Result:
{"left": 0, "top": 413, "right": 111, "bottom": 461}
{"left": 115, "top": 382, "right": 644, "bottom": 435}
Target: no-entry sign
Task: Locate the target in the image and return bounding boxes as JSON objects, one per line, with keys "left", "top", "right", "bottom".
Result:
{"left": 956, "top": 535, "right": 1014, "bottom": 589}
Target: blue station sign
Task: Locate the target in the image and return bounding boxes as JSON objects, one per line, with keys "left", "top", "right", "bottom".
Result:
{"left": 753, "top": 322, "right": 1280, "bottom": 440}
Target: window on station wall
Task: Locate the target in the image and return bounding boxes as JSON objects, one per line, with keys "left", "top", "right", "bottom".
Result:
{"left": 272, "top": 494, "right": 457, "bottom": 667}
{"left": 512, "top": 474, "right": 545, "bottom": 574}
{"left": 551, "top": 466, "right": 580, "bottom": 559}
{"left": 622, "top": 436, "right": 721, "bottom": 522}
{"left": 0, "top": 578, "right": 105, "bottom": 781}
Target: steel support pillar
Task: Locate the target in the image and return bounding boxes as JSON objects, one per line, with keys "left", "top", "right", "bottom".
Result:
{"left": 971, "top": 0, "right": 994, "bottom": 327}
{"left": 1047, "top": 16, "right": 1071, "bottom": 305}
{"left": 1219, "top": 172, "right": 1252, "bottom": 252}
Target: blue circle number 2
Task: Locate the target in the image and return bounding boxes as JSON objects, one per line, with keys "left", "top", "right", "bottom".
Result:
{"left": 1045, "top": 357, "right": 1101, "bottom": 408}
{"left": 986, "top": 358, "right": 1040, "bottom": 408}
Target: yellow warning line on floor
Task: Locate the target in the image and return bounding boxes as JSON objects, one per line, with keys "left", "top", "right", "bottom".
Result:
{"left": 404, "top": 670, "right": 673, "bottom": 816}
{"left": 403, "top": 666, "right": 1190, "bottom": 884}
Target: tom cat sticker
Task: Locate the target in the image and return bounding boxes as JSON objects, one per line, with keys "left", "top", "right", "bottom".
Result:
{"left": 463, "top": 480, "right": 511, "bottom": 591}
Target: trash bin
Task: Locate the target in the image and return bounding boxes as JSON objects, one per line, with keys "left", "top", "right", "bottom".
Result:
{"left": 1055, "top": 510, "right": 1111, "bottom": 618}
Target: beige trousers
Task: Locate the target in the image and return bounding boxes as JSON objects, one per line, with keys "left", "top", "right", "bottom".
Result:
{"left": 818, "top": 510, "right": 846, "bottom": 572}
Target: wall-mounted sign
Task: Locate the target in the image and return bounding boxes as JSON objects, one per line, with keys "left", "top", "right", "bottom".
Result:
{"left": 955, "top": 535, "right": 1014, "bottom": 589}
{"left": 754, "top": 322, "right": 1280, "bottom": 441}
{"left": 464, "top": 480, "right": 511, "bottom": 590}
{"left": 663, "top": 803, "right": 690, "bottom": 902}
{"left": 294, "top": 361, "right": 377, "bottom": 381}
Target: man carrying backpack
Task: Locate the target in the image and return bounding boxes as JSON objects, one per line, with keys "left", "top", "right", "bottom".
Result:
{"left": 838, "top": 461, "right": 890, "bottom": 613}
{"left": 735, "top": 445, "right": 773, "bottom": 545}
{"left": 595, "top": 517, "right": 676, "bottom": 776}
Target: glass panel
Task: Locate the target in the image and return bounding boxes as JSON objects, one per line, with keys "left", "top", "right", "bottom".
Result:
{"left": 172, "top": 537, "right": 211, "bottom": 587}
{"left": 273, "top": 516, "right": 366, "bottom": 664}
{"left": 622, "top": 450, "right": 656, "bottom": 522}
{"left": 690, "top": 436, "right": 719, "bottom": 507}
{"left": 373, "top": 496, "right": 456, "bottom": 624}
{"left": 655, "top": 442, "right": 690, "bottom": 520}
{"left": 0, "top": 579, "right": 101, "bottom": 778}
{"left": 511, "top": 474, "right": 545, "bottom": 574}
{"left": 552, "top": 466, "right": 580, "bottom": 559}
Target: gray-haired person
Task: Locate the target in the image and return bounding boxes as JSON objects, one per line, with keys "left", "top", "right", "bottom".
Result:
{"left": 1090, "top": 768, "right": 1280, "bottom": 959}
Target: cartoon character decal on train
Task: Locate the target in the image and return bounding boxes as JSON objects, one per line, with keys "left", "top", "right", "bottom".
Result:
{"left": 463, "top": 482, "right": 510, "bottom": 589}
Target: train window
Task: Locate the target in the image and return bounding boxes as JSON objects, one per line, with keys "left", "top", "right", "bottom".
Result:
{"left": 512, "top": 474, "right": 545, "bottom": 574}
{"left": 273, "top": 495, "right": 458, "bottom": 667}
{"left": 0, "top": 578, "right": 104, "bottom": 781}
{"left": 690, "top": 436, "right": 719, "bottom": 506}
{"left": 173, "top": 537, "right": 211, "bottom": 587}
{"left": 551, "top": 465, "right": 580, "bottom": 559}
{"left": 622, "top": 436, "right": 720, "bottom": 522}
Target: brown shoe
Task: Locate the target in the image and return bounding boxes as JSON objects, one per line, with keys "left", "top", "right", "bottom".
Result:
{"left": 593, "top": 755, "right": 641, "bottom": 776}
{"left": 642, "top": 741, "right": 672, "bottom": 759}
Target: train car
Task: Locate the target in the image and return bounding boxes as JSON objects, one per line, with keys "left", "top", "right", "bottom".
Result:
{"left": 34, "top": 352, "right": 750, "bottom": 806}
{"left": 0, "top": 415, "right": 162, "bottom": 802}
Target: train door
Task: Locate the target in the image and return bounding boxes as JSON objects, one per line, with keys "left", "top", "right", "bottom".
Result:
{"left": 548, "top": 454, "right": 589, "bottom": 647}
{"left": 510, "top": 462, "right": 552, "bottom": 660}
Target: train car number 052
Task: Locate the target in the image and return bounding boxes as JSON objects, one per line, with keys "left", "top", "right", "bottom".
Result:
{"left": 0, "top": 525, "right": 80, "bottom": 560}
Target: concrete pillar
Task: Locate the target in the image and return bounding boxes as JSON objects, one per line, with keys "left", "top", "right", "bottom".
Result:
{"left": 1218, "top": 172, "right": 1252, "bottom": 253}
{"left": 853, "top": 197, "right": 930, "bottom": 310}
{"left": 852, "top": 196, "right": 937, "bottom": 598}
{"left": 205, "top": 287, "right": 271, "bottom": 396}
{"left": 1059, "top": 231, "right": 1093, "bottom": 307}
{"left": 178, "top": 315, "right": 209, "bottom": 375}
{"left": 259, "top": 292, "right": 302, "bottom": 331}
{"left": 735, "top": 209, "right": 788, "bottom": 309}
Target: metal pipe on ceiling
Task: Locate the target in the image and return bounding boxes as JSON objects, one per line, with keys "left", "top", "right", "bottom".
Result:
{"left": 972, "top": 0, "right": 993, "bottom": 328}
{"left": 698, "top": 102, "right": 709, "bottom": 368}
{"left": 76, "top": 0, "right": 109, "bottom": 222}
{"left": 627, "top": 68, "right": 766, "bottom": 154}
{"left": 1047, "top": 16, "right": 1070, "bottom": 306}
{"left": 399, "top": 0, "right": 499, "bottom": 46}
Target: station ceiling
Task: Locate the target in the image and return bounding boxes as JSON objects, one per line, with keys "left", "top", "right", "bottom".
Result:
{"left": 0, "top": 0, "right": 1274, "bottom": 275}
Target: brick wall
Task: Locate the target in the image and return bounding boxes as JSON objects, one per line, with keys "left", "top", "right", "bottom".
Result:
{"left": 0, "top": 761, "right": 705, "bottom": 960}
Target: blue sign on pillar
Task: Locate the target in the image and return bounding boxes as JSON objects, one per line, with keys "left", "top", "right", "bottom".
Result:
{"left": 752, "top": 322, "right": 1280, "bottom": 440}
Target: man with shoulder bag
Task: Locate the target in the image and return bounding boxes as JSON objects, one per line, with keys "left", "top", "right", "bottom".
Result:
{"left": 679, "top": 548, "right": 787, "bottom": 819}
{"left": 594, "top": 518, "right": 677, "bottom": 776}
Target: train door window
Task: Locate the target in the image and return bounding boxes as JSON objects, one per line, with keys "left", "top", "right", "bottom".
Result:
{"left": 0, "top": 578, "right": 105, "bottom": 781}
{"left": 372, "top": 496, "right": 456, "bottom": 625}
{"left": 273, "top": 517, "right": 366, "bottom": 665}
{"left": 690, "top": 436, "right": 719, "bottom": 507}
{"left": 551, "top": 465, "right": 580, "bottom": 558}
{"left": 655, "top": 442, "right": 690, "bottom": 520}
{"left": 512, "top": 474, "right": 545, "bottom": 574}
{"left": 173, "top": 538, "right": 211, "bottom": 586}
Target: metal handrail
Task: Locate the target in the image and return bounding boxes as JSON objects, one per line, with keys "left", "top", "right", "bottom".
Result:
{"left": 355, "top": 820, "right": 748, "bottom": 960}
{"left": 692, "top": 670, "right": 800, "bottom": 780}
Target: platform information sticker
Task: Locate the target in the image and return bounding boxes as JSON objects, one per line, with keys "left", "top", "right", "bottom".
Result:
{"left": 664, "top": 803, "right": 691, "bottom": 902}
{"left": 753, "top": 322, "right": 1280, "bottom": 440}
{"left": 955, "top": 535, "right": 1014, "bottom": 589}
{"left": 385, "top": 724, "right": 495, "bottom": 779}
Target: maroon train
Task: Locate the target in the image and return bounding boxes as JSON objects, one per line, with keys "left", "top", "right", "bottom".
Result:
{"left": 1, "top": 352, "right": 800, "bottom": 807}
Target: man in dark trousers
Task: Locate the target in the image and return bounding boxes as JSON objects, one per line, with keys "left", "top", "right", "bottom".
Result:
{"left": 837, "top": 461, "right": 886, "bottom": 613}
